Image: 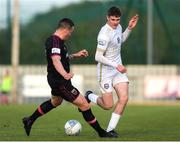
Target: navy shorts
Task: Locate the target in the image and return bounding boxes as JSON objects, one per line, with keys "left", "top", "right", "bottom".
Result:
{"left": 47, "top": 77, "right": 80, "bottom": 102}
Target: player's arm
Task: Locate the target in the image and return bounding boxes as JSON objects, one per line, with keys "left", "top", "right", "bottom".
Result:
{"left": 95, "top": 48, "right": 126, "bottom": 73}
{"left": 95, "top": 35, "right": 118, "bottom": 67}
{"left": 122, "top": 28, "right": 131, "bottom": 43}
{"left": 69, "top": 49, "right": 88, "bottom": 60}
{"left": 122, "top": 14, "right": 139, "bottom": 43}
{"left": 96, "top": 34, "right": 126, "bottom": 73}
{"left": 51, "top": 55, "right": 73, "bottom": 80}
{"left": 95, "top": 48, "right": 118, "bottom": 68}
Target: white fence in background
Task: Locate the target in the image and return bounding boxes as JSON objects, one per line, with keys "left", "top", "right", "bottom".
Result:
{"left": 0, "top": 65, "right": 179, "bottom": 104}
{"left": 22, "top": 74, "right": 51, "bottom": 97}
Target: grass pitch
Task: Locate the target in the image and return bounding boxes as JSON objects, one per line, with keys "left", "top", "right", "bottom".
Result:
{"left": 0, "top": 103, "right": 179, "bottom": 141}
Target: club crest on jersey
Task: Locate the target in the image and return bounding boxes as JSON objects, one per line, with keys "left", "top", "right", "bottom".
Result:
{"left": 117, "top": 37, "right": 120, "bottom": 44}
{"left": 52, "top": 48, "right": 61, "bottom": 54}
{"left": 104, "top": 83, "right": 109, "bottom": 89}
{"left": 98, "top": 40, "right": 106, "bottom": 46}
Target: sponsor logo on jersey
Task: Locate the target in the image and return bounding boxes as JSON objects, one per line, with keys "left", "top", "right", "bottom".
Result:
{"left": 52, "top": 48, "right": 61, "bottom": 54}
{"left": 98, "top": 40, "right": 106, "bottom": 46}
{"left": 104, "top": 83, "right": 109, "bottom": 89}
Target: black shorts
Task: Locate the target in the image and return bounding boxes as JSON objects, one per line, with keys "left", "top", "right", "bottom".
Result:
{"left": 47, "top": 76, "right": 80, "bottom": 102}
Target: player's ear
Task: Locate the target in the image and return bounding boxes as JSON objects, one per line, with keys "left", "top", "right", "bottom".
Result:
{"left": 106, "top": 16, "right": 109, "bottom": 21}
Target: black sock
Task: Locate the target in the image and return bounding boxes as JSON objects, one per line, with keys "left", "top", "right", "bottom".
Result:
{"left": 81, "top": 108, "right": 105, "bottom": 135}
{"left": 30, "top": 99, "right": 55, "bottom": 122}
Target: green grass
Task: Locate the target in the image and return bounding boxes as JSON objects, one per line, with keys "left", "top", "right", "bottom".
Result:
{"left": 0, "top": 103, "right": 179, "bottom": 141}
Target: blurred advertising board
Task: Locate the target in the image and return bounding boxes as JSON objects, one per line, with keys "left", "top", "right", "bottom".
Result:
{"left": 22, "top": 75, "right": 51, "bottom": 97}
{"left": 144, "top": 76, "right": 180, "bottom": 99}
{"left": 21, "top": 74, "right": 83, "bottom": 97}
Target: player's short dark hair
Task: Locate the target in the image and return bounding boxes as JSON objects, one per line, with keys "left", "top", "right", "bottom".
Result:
{"left": 57, "top": 18, "right": 74, "bottom": 29}
{"left": 107, "top": 6, "right": 121, "bottom": 17}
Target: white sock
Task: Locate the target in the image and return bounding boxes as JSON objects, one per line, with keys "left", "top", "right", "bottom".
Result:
{"left": 106, "top": 112, "right": 121, "bottom": 132}
{"left": 88, "top": 93, "right": 99, "bottom": 104}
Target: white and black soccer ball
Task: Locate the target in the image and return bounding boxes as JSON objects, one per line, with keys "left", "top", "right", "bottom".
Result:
{"left": 64, "top": 120, "right": 82, "bottom": 136}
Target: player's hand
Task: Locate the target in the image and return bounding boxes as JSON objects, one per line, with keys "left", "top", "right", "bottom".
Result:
{"left": 116, "top": 65, "right": 127, "bottom": 73}
{"left": 63, "top": 72, "right": 74, "bottom": 80}
{"left": 128, "top": 14, "right": 139, "bottom": 30}
{"left": 75, "top": 49, "right": 88, "bottom": 58}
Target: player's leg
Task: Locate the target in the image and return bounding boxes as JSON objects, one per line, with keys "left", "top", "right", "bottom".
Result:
{"left": 106, "top": 74, "right": 129, "bottom": 133}
{"left": 0, "top": 92, "right": 9, "bottom": 104}
{"left": 60, "top": 81, "right": 112, "bottom": 137}
{"left": 98, "top": 93, "right": 114, "bottom": 110}
{"left": 61, "top": 80, "right": 116, "bottom": 137}
{"left": 1, "top": 95, "right": 8, "bottom": 104}
{"left": 113, "top": 83, "right": 129, "bottom": 114}
{"left": 85, "top": 78, "right": 114, "bottom": 110}
{"left": 22, "top": 95, "right": 63, "bottom": 136}
{"left": 30, "top": 95, "right": 63, "bottom": 122}
{"left": 73, "top": 94, "right": 116, "bottom": 137}
{"left": 73, "top": 95, "right": 102, "bottom": 132}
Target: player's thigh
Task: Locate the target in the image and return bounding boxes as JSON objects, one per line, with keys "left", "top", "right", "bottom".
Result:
{"left": 72, "top": 94, "right": 90, "bottom": 111}
{"left": 50, "top": 80, "right": 80, "bottom": 103}
{"left": 114, "top": 82, "right": 129, "bottom": 98}
{"left": 113, "top": 73, "right": 129, "bottom": 96}
{"left": 99, "top": 77, "right": 114, "bottom": 105}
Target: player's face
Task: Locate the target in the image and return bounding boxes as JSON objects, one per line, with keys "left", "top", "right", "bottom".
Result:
{"left": 107, "top": 16, "right": 120, "bottom": 29}
{"left": 64, "top": 27, "right": 74, "bottom": 40}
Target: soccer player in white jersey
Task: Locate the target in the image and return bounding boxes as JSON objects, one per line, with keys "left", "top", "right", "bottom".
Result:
{"left": 84, "top": 6, "right": 139, "bottom": 137}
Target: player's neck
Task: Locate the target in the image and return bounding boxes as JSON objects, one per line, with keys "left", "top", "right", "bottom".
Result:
{"left": 54, "top": 30, "right": 66, "bottom": 40}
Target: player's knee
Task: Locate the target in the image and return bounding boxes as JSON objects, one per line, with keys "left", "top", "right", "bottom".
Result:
{"left": 79, "top": 100, "right": 90, "bottom": 111}
{"left": 103, "top": 103, "right": 113, "bottom": 110}
{"left": 51, "top": 98, "right": 62, "bottom": 107}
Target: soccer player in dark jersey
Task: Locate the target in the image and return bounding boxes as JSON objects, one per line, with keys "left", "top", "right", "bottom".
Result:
{"left": 22, "top": 18, "right": 116, "bottom": 138}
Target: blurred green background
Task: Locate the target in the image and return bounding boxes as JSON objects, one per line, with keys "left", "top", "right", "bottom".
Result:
{"left": 0, "top": 0, "right": 180, "bottom": 65}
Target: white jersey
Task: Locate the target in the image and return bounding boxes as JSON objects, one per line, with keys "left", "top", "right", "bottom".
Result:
{"left": 97, "top": 24, "right": 122, "bottom": 66}
{"left": 97, "top": 24, "right": 126, "bottom": 81}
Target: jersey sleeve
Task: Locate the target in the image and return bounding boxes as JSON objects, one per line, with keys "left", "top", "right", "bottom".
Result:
{"left": 97, "top": 33, "right": 109, "bottom": 51}
{"left": 95, "top": 50, "right": 118, "bottom": 68}
{"left": 121, "top": 28, "right": 131, "bottom": 43}
{"left": 50, "top": 36, "right": 62, "bottom": 57}
{"left": 96, "top": 31, "right": 118, "bottom": 68}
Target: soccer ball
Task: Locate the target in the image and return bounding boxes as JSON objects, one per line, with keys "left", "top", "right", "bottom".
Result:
{"left": 64, "top": 120, "right": 82, "bottom": 136}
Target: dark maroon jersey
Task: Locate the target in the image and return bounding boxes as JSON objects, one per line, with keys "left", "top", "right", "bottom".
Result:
{"left": 45, "top": 35, "right": 70, "bottom": 82}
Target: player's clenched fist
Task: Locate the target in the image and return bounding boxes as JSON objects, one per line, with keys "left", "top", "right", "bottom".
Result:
{"left": 116, "top": 65, "right": 127, "bottom": 73}
{"left": 63, "top": 72, "right": 74, "bottom": 80}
